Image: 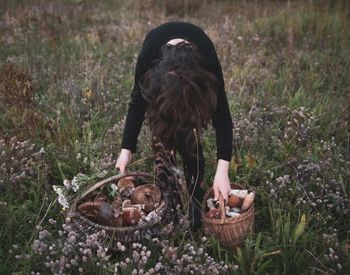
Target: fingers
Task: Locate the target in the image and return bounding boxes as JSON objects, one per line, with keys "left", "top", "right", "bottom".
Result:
{"left": 119, "top": 165, "right": 125, "bottom": 174}
{"left": 115, "top": 160, "right": 125, "bottom": 173}
{"left": 213, "top": 186, "right": 219, "bottom": 201}
{"left": 115, "top": 149, "right": 132, "bottom": 174}
{"left": 222, "top": 189, "right": 228, "bottom": 202}
{"left": 213, "top": 186, "right": 229, "bottom": 202}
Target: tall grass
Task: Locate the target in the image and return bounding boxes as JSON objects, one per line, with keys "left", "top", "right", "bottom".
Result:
{"left": 0, "top": 0, "right": 349, "bottom": 273}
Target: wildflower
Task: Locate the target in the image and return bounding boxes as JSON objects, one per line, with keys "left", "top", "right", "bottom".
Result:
{"left": 111, "top": 183, "right": 118, "bottom": 192}
{"left": 71, "top": 176, "right": 79, "bottom": 192}
{"left": 63, "top": 179, "right": 70, "bottom": 188}
{"left": 154, "top": 263, "right": 162, "bottom": 272}
{"left": 83, "top": 87, "right": 93, "bottom": 99}
{"left": 133, "top": 251, "right": 140, "bottom": 263}
{"left": 48, "top": 218, "right": 57, "bottom": 224}
{"left": 58, "top": 195, "right": 69, "bottom": 209}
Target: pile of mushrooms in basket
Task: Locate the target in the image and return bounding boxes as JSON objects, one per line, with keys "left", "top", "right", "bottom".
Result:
{"left": 205, "top": 188, "right": 255, "bottom": 219}
{"left": 77, "top": 178, "right": 162, "bottom": 227}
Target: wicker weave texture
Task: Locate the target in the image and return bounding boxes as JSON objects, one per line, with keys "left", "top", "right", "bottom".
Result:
{"left": 202, "top": 184, "right": 255, "bottom": 249}
{"left": 67, "top": 172, "right": 169, "bottom": 243}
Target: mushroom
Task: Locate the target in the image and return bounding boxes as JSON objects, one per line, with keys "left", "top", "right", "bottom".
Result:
{"left": 117, "top": 178, "right": 135, "bottom": 197}
{"left": 113, "top": 210, "right": 124, "bottom": 227}
{"left": 228, "top": 189, "right": 248, "bottom": 198}
{"left": 98, "top": 202, "right": 114, "bottom": 225}
{"left": 95, "top": 193, "right": 109, "bottom": 202}
{"left": 228, "top": 195, "right": 241, "bottom": 208}
{"left": 130, "top": 184, "right": 161, "bottom": 212}
{"left": 111, "top": 196, "right": 122, "bottom": 211}
{"left": 127, "top": 204, "right": 145, "bottom": 210}
{"left": 122, "top": 207, "right": 142, "bottom": 226}
{"left": 206, "top": 198, "right": 216, "bottom": 210}
{"left": 241, "top": 192, "right": 255, "bottom": 212}
{"left": 226, "top": 210, "right": 240, "bottom": 218}
{"left": 77, "top": 201, "right": 103, "bottom": 221}
{"left": 214, "top": 200, "right": 220, "bottom": 208}
{"left": 231, "top": 207, "right": 241, "bottom": 213}
{"left": 122, "top": 199, "right": 131, "bottom": 208}
{"left": 205, "top": 209, "right": 221, "bottom": 219}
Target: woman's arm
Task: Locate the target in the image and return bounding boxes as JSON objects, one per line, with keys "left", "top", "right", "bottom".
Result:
{"left": 115, "top": 148, "right": 132, "bottom": 173}
{"left": 116, "top": 34, "right": 152, "bottom": 172}
{"left": 202, "top": 32, "right": 233, "bottom": 200}
{"left": 212, "top": 159, "right": 231, "bottom": 202}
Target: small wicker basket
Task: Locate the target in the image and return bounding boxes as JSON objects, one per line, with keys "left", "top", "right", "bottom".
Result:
{"left": 202, "top": 183, "right": 254, "bottom": 249}
{"left": 65, "top": 172, "right": 168, "bottom": 243}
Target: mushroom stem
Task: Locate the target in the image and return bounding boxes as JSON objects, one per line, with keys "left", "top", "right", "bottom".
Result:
{"left": 241, "top": 192, "right": 255, "bottom": 212}
{"left": 122, "top": 199, "right": 131, "bottom": 208}
{"left": 231, "top": 207, "right": 241, "bottom": 213}
{"left": 123, "top": 204, "right": 145, "bottom": 210}
{"left": 226, "top": 211, "right": 240, "bottom": 218}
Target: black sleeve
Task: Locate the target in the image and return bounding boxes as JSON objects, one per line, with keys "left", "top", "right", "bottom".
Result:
{"left": 202, "top": 37, "right": 233, "bottom": 161}
{"left": 120, "top": 42, "right": 149, "bottom": 153}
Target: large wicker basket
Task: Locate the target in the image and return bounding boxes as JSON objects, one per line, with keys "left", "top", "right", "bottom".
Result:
{"left": 202, "top": 183, "right": 254, "bottom": 249}
{"left": 65, "top": 172, "right": 169, "bottom": 243}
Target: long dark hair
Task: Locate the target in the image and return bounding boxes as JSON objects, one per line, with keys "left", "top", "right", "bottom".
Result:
{"left": 141, "top": 41, "right": 218, "bottom": 154}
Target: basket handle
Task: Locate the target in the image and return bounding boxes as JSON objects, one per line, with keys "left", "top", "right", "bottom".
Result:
{"left": 79, "top": 172, "right": 156, "bottom": 201}
{"left": 219, "top": 193, "right": 226, "bottom": 224}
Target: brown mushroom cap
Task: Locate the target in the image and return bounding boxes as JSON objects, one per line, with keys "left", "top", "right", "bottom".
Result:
{"left": 113, "top": 210, "right": 124, "bottom": 227}
{"left": 130, "top": 184, "right": 161, "bottom": 212}
{"left": 205, "top": 209, "right": 221, "bottom": 219}
{"left": 77, "top": 201, "right": 103, "bottom": 220}
{"left": 111, "top": 196, "right": 122, "bottom": 211}
{"left": 98, "top": 202, "right": 114, "bottom": 225}
{"left": 228, "top": 195, "right": 241, "bottom": 208}
{"left": 117, "top": 178, "right": 135, "bottom": 196}
{"left": 95, "top": 193, "right": 109, "bottom": 203}
{"left": 122, "top": 207, "right": 142, "bottom": 226}
{"left": 78, "top": 200, "right": 115, "bottom": 225}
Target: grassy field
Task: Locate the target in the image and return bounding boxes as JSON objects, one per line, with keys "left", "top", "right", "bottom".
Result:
{"left": 0, "top": 0, "right": 350, "bottom": 274}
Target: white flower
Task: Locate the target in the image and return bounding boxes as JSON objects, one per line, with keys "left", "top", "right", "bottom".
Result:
{"left": 58, "top": 195, "right": 69, "bottom": 209}
{"left": 53, "top": 185, "right": 64, "bottom": 196}
{"left": 71, "top": 176, "right": 79, "bottom": 192}
{"left": 63, "top": 179, "right": 71, "bottom": 188}
{"left": 111, "top": 183, "right": 118, "bottom": 192}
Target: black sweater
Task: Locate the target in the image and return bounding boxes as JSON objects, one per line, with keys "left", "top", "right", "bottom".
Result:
{"left": 121, "top": 21, "right": 233, "bottom": 161}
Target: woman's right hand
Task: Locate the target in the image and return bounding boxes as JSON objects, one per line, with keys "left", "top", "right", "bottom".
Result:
{"left": 115, "top": 149, "right": 132, "bottom": 173}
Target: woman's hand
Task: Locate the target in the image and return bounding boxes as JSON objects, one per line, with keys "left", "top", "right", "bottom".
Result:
{"left": 213, "top": 159, "right": 231, "bottom": 202}
{"left": 115, "top": 149, "right": 132, "bottom": 173}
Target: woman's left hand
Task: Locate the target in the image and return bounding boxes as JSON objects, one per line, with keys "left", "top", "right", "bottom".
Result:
{"left": 213, "top": 159, "right": 231, "bottom": 202}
